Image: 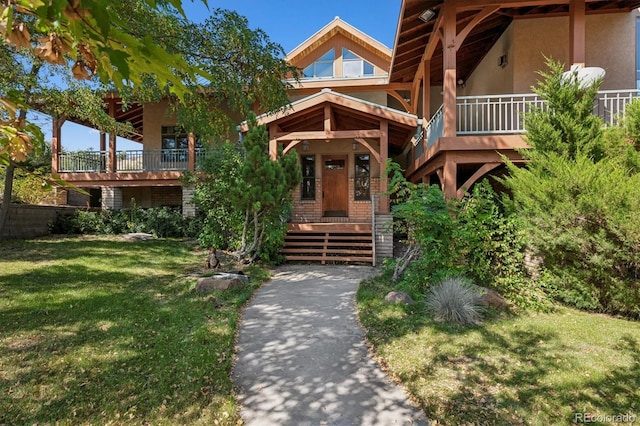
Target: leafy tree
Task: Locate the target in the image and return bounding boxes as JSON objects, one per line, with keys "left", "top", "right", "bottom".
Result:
{"left": 193, "top": 116, "right": 301, "bottom": 264}
{"left": 0, "top": 0, "right": 296, "bottom": 239}
{"left": 503, "top": 59, "right": 640, "bottom": 316}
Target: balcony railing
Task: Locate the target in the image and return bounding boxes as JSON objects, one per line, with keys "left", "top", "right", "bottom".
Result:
{"left": 58, "top": 148, "right": 206, "bottom": 173}
{"left": 410, "top": 89, "right": 639, "bottom": 163}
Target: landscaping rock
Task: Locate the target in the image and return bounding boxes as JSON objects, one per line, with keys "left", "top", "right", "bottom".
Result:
{"left": 122, "top": 232, "right": 154, "bottom": 241}
{"left": 195, "top": 273, "right": 249, "bottom": 293}
{"left": 473, "top": 285, "right": 508, "bottom": 309}
{"left": 384, "top": 291, "right": 414, "bottom": 304}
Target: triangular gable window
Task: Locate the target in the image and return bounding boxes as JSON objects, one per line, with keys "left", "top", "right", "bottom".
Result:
{"left": 342, "top": 48, "right": 374, "bottom": 78}
{"left": 303, "top": 49, "right": 334, "bottom": 78}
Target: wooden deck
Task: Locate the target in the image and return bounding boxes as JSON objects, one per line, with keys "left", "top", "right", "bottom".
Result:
{"left": 282, "top": 223, "right": 374, "bottom": 264}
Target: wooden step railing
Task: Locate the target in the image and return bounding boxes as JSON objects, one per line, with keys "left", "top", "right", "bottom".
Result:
{"left": 282, "top": 223, "right": 373, "bottom": 264}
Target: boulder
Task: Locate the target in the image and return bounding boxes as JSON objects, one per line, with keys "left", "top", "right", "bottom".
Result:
{"left": 384, "top": 291, "right": 414, "bottom": 304}
{"left": 122, "top": 232, "right": 154, "bottom": 241}
{"left": 196, "top": 273, "right": 249, "bottom": 293}
{"left": 473, "top": 285, "right": 508, "bottom": 309}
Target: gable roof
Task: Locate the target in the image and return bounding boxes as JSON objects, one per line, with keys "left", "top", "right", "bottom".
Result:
{"left": 257, "top": 89, "right": 419, "bottom": 154}
{"left": 286, "top": 17, "right": 392, "bottom": 66}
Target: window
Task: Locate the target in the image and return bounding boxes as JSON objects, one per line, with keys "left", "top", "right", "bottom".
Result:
{"left": 354, "top": 154, "right": 370, "bottom": 200}
{"left": 161, "top": 126, "right": 201, "bottom": 162}
{"left": 303, "top": 49, "right": 334, "bottom": 78}
{"left": 301, "top": 155, "right": 316, "bottom": 200}
{"left": 342, "top": 48, "right": 374, "bottom": 78}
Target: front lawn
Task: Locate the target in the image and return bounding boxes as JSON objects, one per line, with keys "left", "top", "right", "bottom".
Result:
{"left": 0, "top": 236, "right": 266, "bottom": 425}
{"left": 357, "top": 274, "right": 640, "bottom": 425}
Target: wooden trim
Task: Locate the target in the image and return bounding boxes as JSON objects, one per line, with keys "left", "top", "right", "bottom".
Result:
{"left": 379, "top": 120, "right": 389, "bottom": 213}
{"left": 456, "top": 6, "right": 500, "bottom": 50}
{"left": 443, "top": 0, "right": 457, "bottom": 138}
{"left": 56, "top": 171, "right": 184, "bottom": 187}
{"left": 354, "top": 138, "right": 382, "bottom": 164}
{"left": 274, "top": 129, "right": 382, "bottom": 141}
{"left": 386, "top": 90, "right": 411, "bottom": 112}
{"left": 187, "top": 132, "right": 195, "bottom": 172}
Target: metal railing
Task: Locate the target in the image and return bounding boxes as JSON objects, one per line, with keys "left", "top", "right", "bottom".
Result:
{"left": 58, "top": 148, "right": 206, "bottom": 173}
{"left": 413, "top": 105, "right": 444, "bottom": 161}
{"left": 455, "top": 89, "right": 639, "bottom": 135}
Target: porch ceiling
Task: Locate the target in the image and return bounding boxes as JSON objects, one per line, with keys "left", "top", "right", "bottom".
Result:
{"left": 390, "top": 0, "right": 640, "bottom": 85}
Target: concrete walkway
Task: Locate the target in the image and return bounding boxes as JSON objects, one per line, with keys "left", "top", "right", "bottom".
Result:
{"left": 233, "top": 265, "right": 429, "bottom": 426}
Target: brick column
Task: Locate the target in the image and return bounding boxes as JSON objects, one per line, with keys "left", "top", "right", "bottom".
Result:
{"left": 101, "top": 187, "right": 123, "bottom": 210}
{"left": 182, "top": 186, "right": 196, "bottom": 217}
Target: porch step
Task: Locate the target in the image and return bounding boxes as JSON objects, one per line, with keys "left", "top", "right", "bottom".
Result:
{"left": 282, "top": 223, "right": 374, "bottom": 265}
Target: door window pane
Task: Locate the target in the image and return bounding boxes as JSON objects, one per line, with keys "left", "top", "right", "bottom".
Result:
{"left": 355, "top": 154, "right": 370, "bottom": 200}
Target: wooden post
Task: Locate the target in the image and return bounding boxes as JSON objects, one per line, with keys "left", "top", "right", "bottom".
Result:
{"left": 269, "top": 124, "right": 278, "bottom": 160}
{"left": 51, "top": 118, "right": 63, "bottom": 173}
{"left": 442, "top": 0, "right": 457, "bottom": 138}
{"left": 99, "top": 132, "right": 106, "bottom": 172}
{"left": 422, "top": 59, "right": 431, "bottom": 154}
{"left": 569, "top": 0, "right": 586, "bottom": 67}
{"left": 379, "top": 120, "right": 389, "bottom": 213}
{"left": 442, "top": 153, "right": 457, "bottom": 199}
{"left": 108, "top": 101, "right": 116, "bottom": 173}
{"left": 187, "top": 132, "right": 196, "bottom": 172}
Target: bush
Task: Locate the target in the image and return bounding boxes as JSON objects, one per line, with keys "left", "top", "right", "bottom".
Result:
{"left": 426, "top": 277, "right": 483, "bottom": 326}
{"left": 52, "top": 206, "right": 202, "bottom": 238}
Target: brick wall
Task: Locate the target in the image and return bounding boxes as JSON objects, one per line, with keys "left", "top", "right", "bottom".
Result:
{"left": 151, "top": 186, "right": 182, "bottom": 207}
{"left": 0, "top": 204, "right": 81, "bottom": 239}
{"left": 291, "top": 177, "right": 380, "bottom": 222}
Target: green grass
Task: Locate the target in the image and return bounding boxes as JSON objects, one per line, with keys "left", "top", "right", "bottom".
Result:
{"left": 0, "top": 235, "right": 268, "bottom": 425}
{"left": 357, "top": 274, "right": 640, "bottom": 425}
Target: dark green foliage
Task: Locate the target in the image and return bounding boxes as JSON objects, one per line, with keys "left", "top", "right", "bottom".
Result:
{"left": 503, "top": 59, "right": 640, "bottom": 317}
{"left": 51, "top": 205, "right": 202, "bottom": 238}
{"left": 192, "top": 115, "right": 301, "bottom": 263}
{"left": 386, "top": 162, "right": 537, "bottom": 308}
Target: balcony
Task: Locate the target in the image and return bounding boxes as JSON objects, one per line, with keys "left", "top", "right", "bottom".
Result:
{"left": 58, "top": 149, "right": 207, "bottom": 173}
{"left": 411, "top": 89, "right": 639, "bottom": 162}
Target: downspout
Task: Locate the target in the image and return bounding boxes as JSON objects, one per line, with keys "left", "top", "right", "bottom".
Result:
{"left": 371, "top": 193, "right": 376, "bottom": 267}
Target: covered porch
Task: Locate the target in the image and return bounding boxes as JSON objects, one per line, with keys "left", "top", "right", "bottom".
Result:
{"left": 255, "top": 88, "right": 420, "bottom": 262}
{"left": 391, "top": 0, "right": 640, "bottom": 197}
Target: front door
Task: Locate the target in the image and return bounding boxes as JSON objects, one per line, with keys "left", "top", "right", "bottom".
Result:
{"left": 322, "top": 155, "right": 348, "bottom": 217}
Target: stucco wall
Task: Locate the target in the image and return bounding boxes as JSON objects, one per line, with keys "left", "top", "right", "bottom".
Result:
{"left": 512, "top": 12, "right": 637, "bottom": 92}
{"left": 142, "top": 99, "right": 176, "bottom": 150}
{"left": 461, "top": 25, "right": 514, "bottom": 96}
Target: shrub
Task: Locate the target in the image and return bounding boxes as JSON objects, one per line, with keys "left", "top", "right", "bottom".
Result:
{"left": 426, "top": 277, "right": 484, "bottom": 326}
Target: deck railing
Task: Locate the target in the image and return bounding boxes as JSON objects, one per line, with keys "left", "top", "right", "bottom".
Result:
{"left": 58, "top": 148, "right": 206, "bottom": 173}
{"left": 411, "top": 89, "right": 639, "bottom": 162}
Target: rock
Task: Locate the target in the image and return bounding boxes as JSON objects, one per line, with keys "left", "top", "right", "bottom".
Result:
{"left": 122, "top": 232, "right": 154, "bottom": 241}
{"left": 384, "top": 291, "right": 414, "bottom": 304}
{"left": 473, "top": 285, "right": 508, "bottom": 309}
{"left": 195, "top": 273, "right": 249, "bottom": 293}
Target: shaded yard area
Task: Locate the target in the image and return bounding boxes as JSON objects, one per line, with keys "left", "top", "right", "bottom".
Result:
{"left": 0, "top": 236, "right": 265, "bottom": 425}
{"left": 357, "top": 275, "right": 640, "bottom": 425}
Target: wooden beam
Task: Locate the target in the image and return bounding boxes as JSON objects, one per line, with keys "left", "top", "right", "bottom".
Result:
{"left": 569, "top": 0, "right": 586, "bottom": 66}
{"left": 456, "top": 162, "right": 501, "bottom": 198}
{"left": 422, "top": 60, "right": 431, "bottom": 121}
{"left": 274, "top": 129, "right": 382, "bottom": 141}
{"left": 386, "top": 90, "right": 411, "bottom": 112}
{"left": 282, "top": 140, "right": 302, "bottom": 156}
{"left": 354, "top": 138, "right": 382, "bottom": 164}
{"left": 456, "top": 6, "right": 500, "bottom": 50}
{"left": 108, "top": 101, "right": 116, "bottom": 173}
{"left": 324, "top": 104, "right": 333, "bottom": 132}
{"left": 456, "top": 0, "right": 571, "bottom": 12}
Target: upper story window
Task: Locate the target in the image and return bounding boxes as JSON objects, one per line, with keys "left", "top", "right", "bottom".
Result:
{"left": 342, "top": 48, "right": 374, "bottom": 78}
{"left": 303, "top": 49, "right": 334, "bottom": 78}
{"left": 161, "top": 126, "right": 202, "bottom": 150}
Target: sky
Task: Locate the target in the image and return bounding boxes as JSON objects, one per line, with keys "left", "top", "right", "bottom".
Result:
{"left": 46, "top": 0, "right": 402, "bottom": 152}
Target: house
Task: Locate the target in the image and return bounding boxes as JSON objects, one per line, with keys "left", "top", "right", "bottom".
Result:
{"left": 50, "top": 1, "right": 640, "bottom": 263}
